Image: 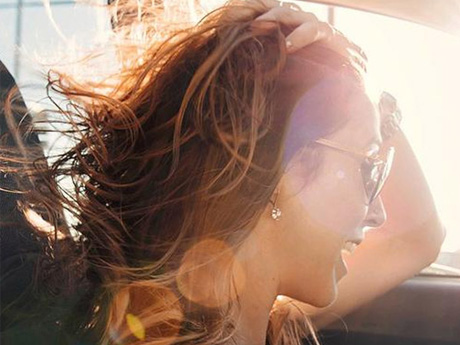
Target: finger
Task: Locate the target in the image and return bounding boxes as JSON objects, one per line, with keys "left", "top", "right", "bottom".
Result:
{"left": 284, "top": 21, "right": 333, "bottom": 53}
{"left": 254, "top": 6, "right": 318, "bottom": 28}
{"left": 257, "top": 0, "right": 282, "bottom": 8}
{"left": 287, "top": 22, "right": 366, "bottom": 65}
{"left": 252, "top": 4, "right": 367, "bottom": 65}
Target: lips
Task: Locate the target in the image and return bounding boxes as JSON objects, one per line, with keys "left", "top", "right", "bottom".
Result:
{"left": 336, "top": 240, "right": 361, "bottom": 281}
{"left": 336, "top": 254, "right": 348, "bottom": 281}
{"left": 342, "top": 241, "right": 359, "bottom": 255}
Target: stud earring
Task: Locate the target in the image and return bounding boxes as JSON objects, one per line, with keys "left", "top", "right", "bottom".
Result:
{"left": 269, "top": 190, "right": 282, "bottom": 221}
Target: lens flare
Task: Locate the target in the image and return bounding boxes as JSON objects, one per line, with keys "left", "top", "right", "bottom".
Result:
{"left": 176, "top": 238, "right": 246, "bottom": 308}
{"left": 126, "top": 313, "right": 145, "bottom": 340}
{"left": 111, "top": 281, "right": 183, "bottom": 344}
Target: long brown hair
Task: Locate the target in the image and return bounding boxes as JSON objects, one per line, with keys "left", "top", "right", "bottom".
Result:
{"left": 0, "top": 1, "right": 366, "bottom": 344}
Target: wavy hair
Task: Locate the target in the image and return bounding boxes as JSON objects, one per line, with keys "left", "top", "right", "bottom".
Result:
{"left": 0, "top": 1, "right": 366, "bottom": 344}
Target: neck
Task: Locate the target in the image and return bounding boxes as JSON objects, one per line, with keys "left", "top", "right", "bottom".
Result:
{"left": 228, "top": 226, "right": 279, "bottom": 345}
{"left": 230, "top": 288, "right": 275, "bottom": 345}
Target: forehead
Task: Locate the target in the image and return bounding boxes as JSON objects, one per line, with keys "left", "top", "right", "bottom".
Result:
{"left": 335, "top": 88, "right": 381, "bottom": 150}
{"left": 282, "top": 75, "right": 381, "bottom": 167}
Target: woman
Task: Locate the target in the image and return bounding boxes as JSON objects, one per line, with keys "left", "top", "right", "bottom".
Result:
{"left": 0, "top": 0, "right": 444, "bottom": 344}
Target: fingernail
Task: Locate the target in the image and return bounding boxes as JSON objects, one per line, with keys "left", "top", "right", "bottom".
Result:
{"left": 286, "top": 40, "right": 294, "bottom": 52}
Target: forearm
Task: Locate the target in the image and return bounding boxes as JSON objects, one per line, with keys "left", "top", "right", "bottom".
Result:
{"left": 310, "top": 214, "right": 443, "bottom": 328}
{"left": 376, "top": 129, "right": 444, "bottom": 244}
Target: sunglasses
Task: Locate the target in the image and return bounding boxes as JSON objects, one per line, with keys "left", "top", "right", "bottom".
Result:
{"left": 314, "top": 138, "right": 395, "bottom": 205}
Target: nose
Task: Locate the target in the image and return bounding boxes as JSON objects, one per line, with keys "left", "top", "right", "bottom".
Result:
{"left": 363, "top": 196, "right": 387, "bottom": 228}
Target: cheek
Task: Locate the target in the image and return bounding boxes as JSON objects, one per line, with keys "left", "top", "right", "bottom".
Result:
{"left": 296, "top": 166, "right": 368, "bottom": 239}
{"left": 281, "top": 221, "right": 342, "bottom": 307}
{"left": 278, "top": 163, "right": 367, "bottom": 304}
{"left": 278, "top": 186, "right": 346, "bottom": 306}
{"left": 334, "top": 170, "right": 369, "bottom": 233}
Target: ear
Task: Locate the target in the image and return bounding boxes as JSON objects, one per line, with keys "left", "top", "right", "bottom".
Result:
{"left": 269, "top": 188, "right": 282, "bottom": 221}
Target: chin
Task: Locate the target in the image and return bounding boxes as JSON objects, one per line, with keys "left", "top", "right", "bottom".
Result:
{"left": 310, "top": 287, "right": 338, "bottom": 308}
{"left": 313, "top": 268, "right": 341, "bottom": 308}
{"left": 292, "top": 278, "right": 339, "bottom": 309}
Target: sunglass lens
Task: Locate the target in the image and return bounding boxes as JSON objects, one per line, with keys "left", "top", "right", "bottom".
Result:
{"left": 366, "top": 147, "right": 395, "bottom": 204}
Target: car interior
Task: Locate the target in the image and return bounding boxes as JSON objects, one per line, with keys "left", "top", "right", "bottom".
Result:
{"left": 1, "top": 1, "right": 460, "bottom": 344}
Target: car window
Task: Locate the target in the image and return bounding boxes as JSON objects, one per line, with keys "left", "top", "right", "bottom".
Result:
{"left": 1, "top": 0, "right": 459, "bottom": 275}
{"left": 333, "top": 5, "right": 460, "bottom": 276}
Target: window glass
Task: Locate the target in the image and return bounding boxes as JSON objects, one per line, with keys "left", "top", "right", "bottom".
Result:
{"left": 22, "top": 0, "right": 75, "bottom": 4}
{"left": 0, "top": 8, "right": 18, "bottom": 74}
{"left": 18, "top": 2, "right": 110, "bottom": 96}
{"left": 333, "top": 8, "right": 460, "bottom": 263}
{"left": 0, "top": 1, "right": 18, "bottom": 7}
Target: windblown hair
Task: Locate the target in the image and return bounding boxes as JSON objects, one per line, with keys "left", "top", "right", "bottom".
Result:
{"left": 0, "top": 1, "right": 366, "bottom": 344}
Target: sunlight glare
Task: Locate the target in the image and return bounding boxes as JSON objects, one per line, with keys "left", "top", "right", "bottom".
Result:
{"left": 336, "top": 9, "right": 460, "bottom": 252}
